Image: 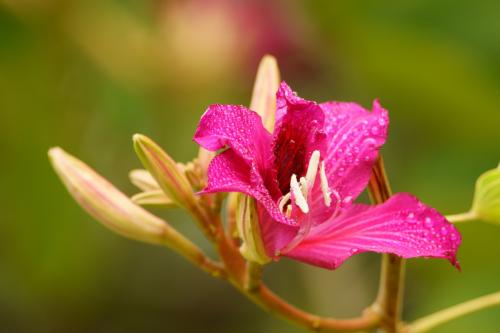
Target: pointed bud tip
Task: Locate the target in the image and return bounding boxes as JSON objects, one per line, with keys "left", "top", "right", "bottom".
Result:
{"left": 260, "top": 54, "right": 278, "bottom": 66}
{"left": 132, "top": 133, "right": 147, "bottom": 146}
{"left": 48, "top": 146, "right": 63, "bottom": 160}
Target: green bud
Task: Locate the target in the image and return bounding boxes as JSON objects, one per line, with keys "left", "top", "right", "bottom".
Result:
{"left": 249, "top": 55, "right": 280, "bottom": 132}
{"left": 236, "top": 196, "right": 271, "bottom": 265}
{"left": 133, "top": 134, "right": 198, "bottom": 211}
{"left": 472, "top": 163, "right": 500, "bottom": 224}
{"left": 48, "top": 147, "right": 169, "bottom": 245}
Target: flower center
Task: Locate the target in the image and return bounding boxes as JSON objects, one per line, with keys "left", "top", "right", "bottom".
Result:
{"left": 273, "top": 120, "right": 309, "bottom": 194}
{"left": 277, "top": 150, "right": 334, "bottom": 217}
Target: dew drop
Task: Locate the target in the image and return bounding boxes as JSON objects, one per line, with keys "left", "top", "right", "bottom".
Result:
{"left": 440, "top": 226, "right": 448, "bottom": 235}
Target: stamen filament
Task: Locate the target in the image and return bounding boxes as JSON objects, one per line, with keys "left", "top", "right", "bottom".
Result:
{"left": 291, "top": 174, "right": 309, "bottom": 213}
{"left": 299, "top": 176, "right": 308, "bottom": 199}
{"left": 305, "top": 150, "right": 320, "bottom": 188}
{"left": 320, "top": 161, "right": 332, "bottom": 207}
{"left": 278, "top": 192, "right": 291, "bottom": 212}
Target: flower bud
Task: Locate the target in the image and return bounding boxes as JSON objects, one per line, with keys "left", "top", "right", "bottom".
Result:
{"left": 236, "top": 195, "right": 271, "bottom": 264}
{"left": 472, "top": 163, "right": 500, "bottom": 224}
{"left": 196, "top": 147, "right": 215, "bottom": 177}
{"left": 129, "top": 169, "right": 174, "bottom": 207}
{"left": 249, "top": 55, "right": 280, "bottom": 132}
{"left": 133, "top": 134, "right": 198, "bottom": 211}
{"left": 131, "top": 190, "right": 175, "bottom": 207}
{"left": 48, "top": 147, "right": 169, "bottom": 245}
{"left": 129, "top": 169, "right": 160, "bottom": 191}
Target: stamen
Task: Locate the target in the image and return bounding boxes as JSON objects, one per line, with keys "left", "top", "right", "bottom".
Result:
{"left": 299, "top": 176, "right": 308, "bottom": 199}
{"left": 305, "top": 150, "right": 320, "bottom": 188}
{"left": 278, "top": 192, "right": 291, "bottom": 212}
{"left": 320, "top": 161, "right": 332, "bottom": 207}
{"left": 285, "top": 204, "right": 292, "bottom": 218}
{"left": 290, "top": 174, "right": 309, "bottom": 213}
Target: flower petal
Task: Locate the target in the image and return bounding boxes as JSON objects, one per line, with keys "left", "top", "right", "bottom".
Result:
{"left": 194, "top": 104, "right": 272, "bottom": 170}
{"left": 256, "top": 204, "right": 298, "bottom": 257}
{"left": 286, "top": 193, "right": 461, "bottom": 270}
{"left": 319, "top": 100, "right": 389, "bottom": 207}
{"left": 272, "top": 82, "right": 327, "bottom": 194}
{"left": 202, "top": 150, "right": 293, "bottom": 225}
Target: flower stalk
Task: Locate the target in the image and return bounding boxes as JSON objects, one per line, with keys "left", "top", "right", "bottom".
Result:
{"left": 407, "top": 291, "right": 500, "bottom": 333}
{"left": 446, "top": 211, "right": 477, "bottom": 223}
{"left": 133, "top": 134, "right": 216, "bottom": 239}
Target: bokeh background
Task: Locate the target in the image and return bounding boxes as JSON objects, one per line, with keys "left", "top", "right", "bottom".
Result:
{"left": 1, "top": 1, "right": 499, "bottom": 332}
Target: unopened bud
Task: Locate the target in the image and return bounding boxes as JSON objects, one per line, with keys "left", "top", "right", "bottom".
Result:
{"left": 131, "top": 190, "right": 175, "bottom": 207}
{"left": 472, "top": 163, "right": 500, "bottom": 224}
{"left": 129, "top": 169, "right": 174, "bottom": 207}
{"left": 48, "top": 147, "right": 169, "bottom": 245}
{"left": 236, "top": 195, "right": 270, "bottom": 264}
{"left": 197, "top": 147, "right": 215, "bottom": 176}
{"left": 133, "top": 134, "right": 198, "bottom": 211}
{"left": 129, "top": 169, "right": 160, "bottom": 191}
{"left": 249, "top": 55, "right": 280, "bottom": 132}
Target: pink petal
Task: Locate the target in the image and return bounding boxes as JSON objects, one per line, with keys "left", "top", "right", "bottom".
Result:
{"left": 286, "top": 193, "right": 461, "bottom": 270}
{"left": 318, "top": 100, "right": 389, "bottom": 208}
{"left": 194, "top": 104, "right": 273, "bottom": 169}
{"left": 256, "top": 204, "right": 298, "bottom": 257}
{"left": 202, "top": 150, "right": 293, "bottom": 225}
{"left": 272, "top": 82, "right": 327, "bottom": 194}
{"left": 194, "top": 104, "right": 293, "bottom": 224}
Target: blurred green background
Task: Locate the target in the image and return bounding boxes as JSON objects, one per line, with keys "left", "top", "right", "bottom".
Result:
{"left": 1, "top": 0, "right": 499, "bottom": 332}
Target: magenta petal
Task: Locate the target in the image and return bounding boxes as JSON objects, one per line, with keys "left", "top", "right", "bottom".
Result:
{"left": 194, "top": 104, "right": 272, "bottom": 168}
{"left": 256, "top": 204, "right": 298, "bottom": 257}
{"left": 202, "top": 150, "right": 293, "bottom": 225}
{"left": 319, "top": 100, "right": 389, "bottom": 206}
{"left": 286, "top": 193, "right": 461, "bottom": 270}
{"left": 272, "top": 82, "right": 327, "bottom": 194}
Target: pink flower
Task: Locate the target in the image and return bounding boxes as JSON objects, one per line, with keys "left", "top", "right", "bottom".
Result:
{"left": 194, "top": 82, "right": 461, "bottom": 270}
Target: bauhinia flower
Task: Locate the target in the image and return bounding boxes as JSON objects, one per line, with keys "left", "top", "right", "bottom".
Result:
{"left": 194, "top": 82, "right": 462, "bottom": 269}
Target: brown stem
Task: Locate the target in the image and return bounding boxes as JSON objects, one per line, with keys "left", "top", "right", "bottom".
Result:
{"left": 244, "top": 261, "right": 263, "bottom": 292}
{"left": 208, "top": 206, "right": 381, "bottom": 332}
{"left": 368, "top": 156, "right": 405, "bottom": 333}
{"left": 244, "top": 285, "right": 380, "bottom": 332}
{"left": 159, "top": 231, "right": 227, "bottom": 279}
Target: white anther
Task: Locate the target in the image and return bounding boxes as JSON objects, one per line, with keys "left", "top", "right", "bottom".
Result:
{"left": 305, "top": 150, "right": 320, "bottom": 188}
{"left": 320, "top": 161, "right": 332, "bottom": 207}
{"left": 290, "top": 174, "right": 309, "bottom": 213}
{"left": 278, "top": 192, "right": 291, "bottom": 212}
